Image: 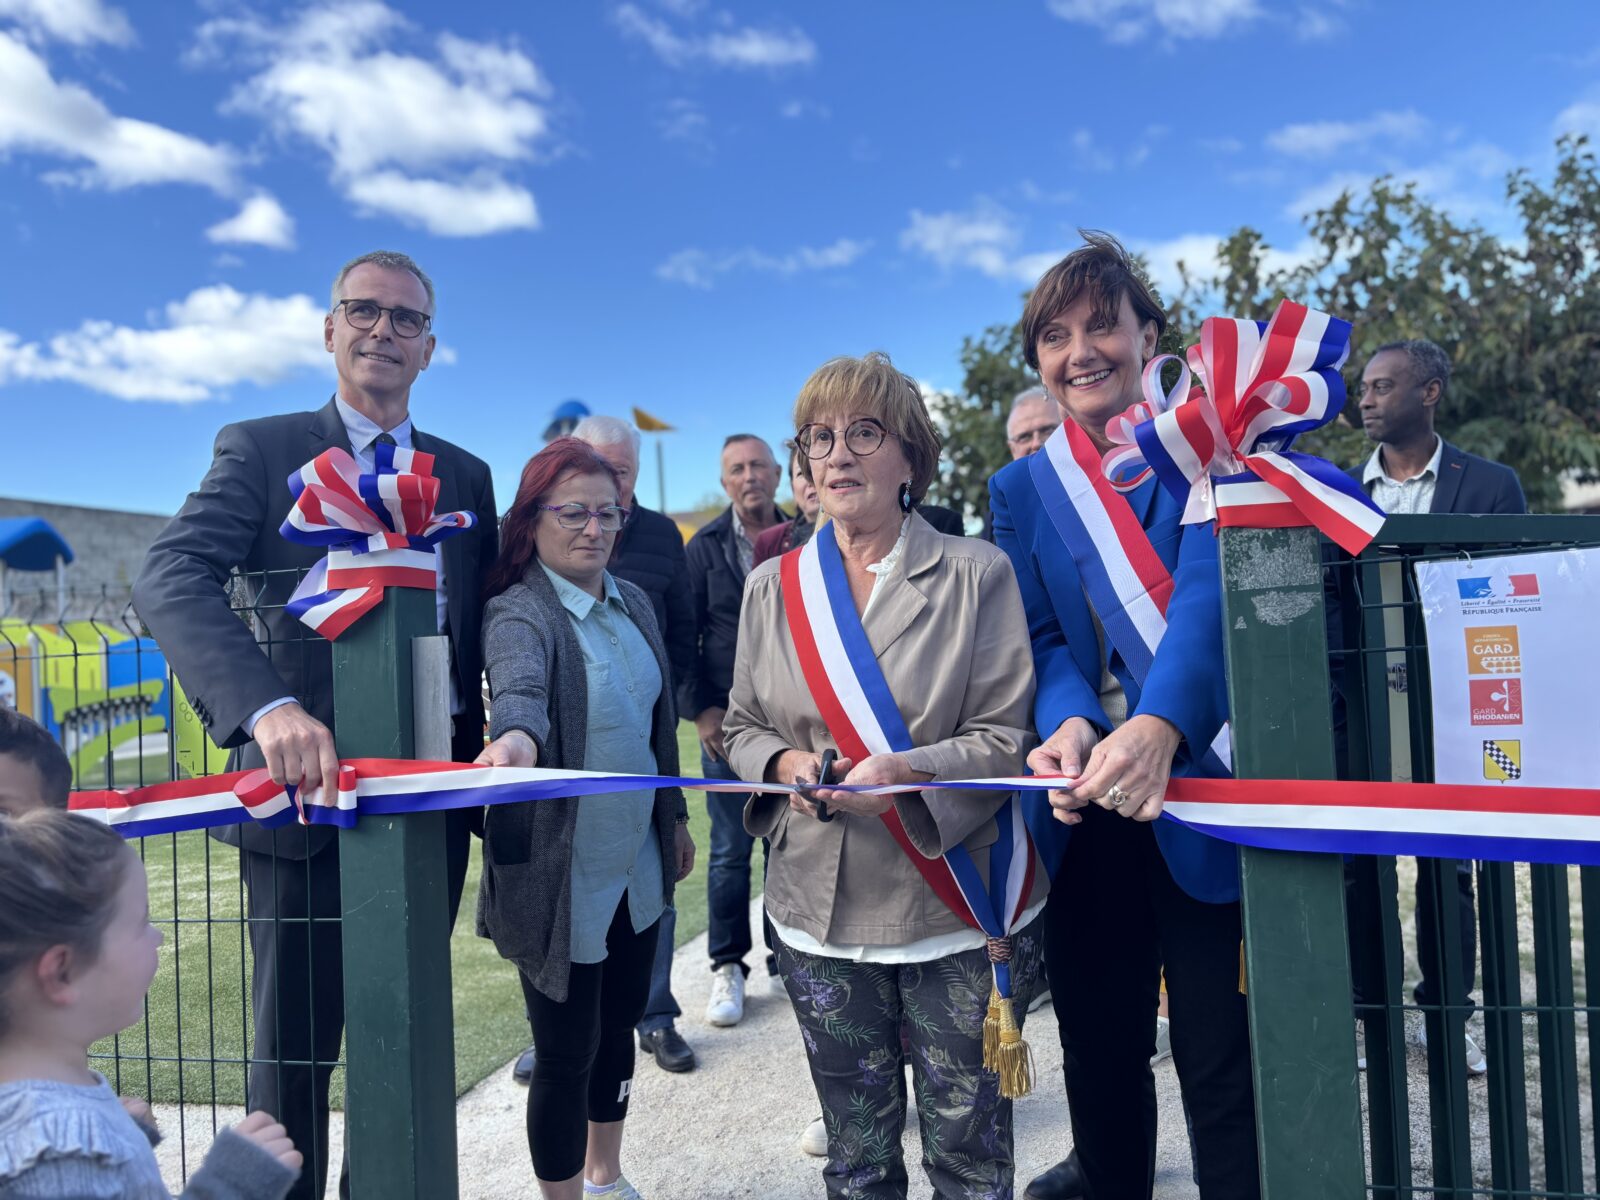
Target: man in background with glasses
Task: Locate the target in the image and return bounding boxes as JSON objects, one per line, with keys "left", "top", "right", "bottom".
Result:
{"left": 134, "top": 250, "right": 499, "bottom": 1200}
{"left": 983, "top": 387, "right": 1062, "bottom": 542}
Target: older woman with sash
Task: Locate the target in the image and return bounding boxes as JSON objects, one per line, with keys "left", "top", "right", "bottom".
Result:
{"left": 723, "top": 351, "right": 1048, "bottom": 1200}
{"left": 989, "top": 233, "right": 1259, "bottom": 1200}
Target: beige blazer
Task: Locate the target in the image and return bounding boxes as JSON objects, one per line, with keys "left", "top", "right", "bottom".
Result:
{"left": 724, "top": 514, "right": 1046, "bottom": 946}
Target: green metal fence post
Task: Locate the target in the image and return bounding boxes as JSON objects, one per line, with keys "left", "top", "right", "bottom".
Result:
{"left": 332, "top": 586, "right": 459, "bottom": 1200}
{"left": 1218, "top": 526, "right": 1364, "bottom": 1199}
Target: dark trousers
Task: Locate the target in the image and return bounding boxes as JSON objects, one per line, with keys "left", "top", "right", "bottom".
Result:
{"left": 243, "top": 805, "right": 473, "bottom": 1200}
{"left": 636, "top": 903, "right": 680, "bottom": 1034}
{"left": 1044, "top": 805, "right": 1259, "bottom": 1200}
{"left": 1346, "top": 855, "right": 1476, "bottom": 1014}
{"left": 774, "top": 923, "right": 1044, "bottom": 1200}
{"left": 702, "top": 752, "right": 768, "bottom": 975}
{"left": 521, "top": 898, "right": 660, "bottom": 1182}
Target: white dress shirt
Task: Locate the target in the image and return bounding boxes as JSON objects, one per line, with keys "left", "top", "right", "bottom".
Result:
{"left": 1362, "top": 434, "right": 1442, "bottom": 516}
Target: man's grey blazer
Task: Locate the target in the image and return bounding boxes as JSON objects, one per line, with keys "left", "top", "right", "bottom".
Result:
{"left": 133, "top": 398, "right": 498, "bottom": 858}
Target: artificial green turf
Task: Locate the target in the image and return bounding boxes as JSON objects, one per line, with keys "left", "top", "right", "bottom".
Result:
{"left": 95, "top": 721, "right": 754, "bottom": 1106}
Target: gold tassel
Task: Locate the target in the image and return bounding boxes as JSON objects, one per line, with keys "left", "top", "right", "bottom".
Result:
{"left": 993, "top": 994, "right": 1034, "bottom": 1099}
{"left": 982, "top": 981, "right": 1003, "bottom": 1071}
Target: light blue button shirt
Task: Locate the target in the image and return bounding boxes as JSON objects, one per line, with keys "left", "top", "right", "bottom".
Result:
{"left": 540, "top": 562, "right": 666, "bottom": 963}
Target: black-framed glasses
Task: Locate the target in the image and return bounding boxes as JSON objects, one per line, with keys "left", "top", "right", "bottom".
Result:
{"left": 797, "top": 418, "right": 888, "bottom": 460}
{"left": 335, "top": 299, "right": 432, "bottom": 339}
{"left": 537, "top": 503, "right": 628, "bottom": 532}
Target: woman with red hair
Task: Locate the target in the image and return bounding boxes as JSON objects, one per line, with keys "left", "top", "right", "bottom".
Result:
{"left": 475, "top": 438, "right": 695, "bottom": 1200}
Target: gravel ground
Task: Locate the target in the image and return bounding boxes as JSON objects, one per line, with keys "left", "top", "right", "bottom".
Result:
{"left": 155, "top": 898, "right": 1200, "bottom": 1199}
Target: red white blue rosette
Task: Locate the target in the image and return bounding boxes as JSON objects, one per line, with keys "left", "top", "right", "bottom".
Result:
{"left": 1102, "top": 299, "right": 1386, "bottom": 555}
{"left": 280, "top": 442, "right": 476, "bottom": 639}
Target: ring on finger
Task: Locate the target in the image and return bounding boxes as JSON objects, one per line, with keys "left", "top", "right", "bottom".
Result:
{"left": 1105, "top": 783, "right": 1132, "bottom": 809}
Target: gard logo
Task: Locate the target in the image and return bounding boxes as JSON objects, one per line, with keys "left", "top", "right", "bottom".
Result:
{"left": 1469, "top": 678, "right": 1522, "bottom": 725}
{"left": 1465, "top": 626, "right": 1520, "bottom": 675}
{"left": 1483, "top": 739, "right": 1522, "bottom": 781}
{"left": 1456, "top": 573, "right": 1542, "bottom": 615}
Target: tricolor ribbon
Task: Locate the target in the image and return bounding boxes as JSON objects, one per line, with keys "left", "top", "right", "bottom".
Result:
{"left": 70, "top": 763, "right": 1600, "bottom": 869}
{"left": 279, "top": 443, "right": 476, "bottom": 639}
{"left": 1101, "top": 299, "right": 1387, "bottom": 555}
{"left": 780, "top": 522, "right": 1040, "bottom": 1095}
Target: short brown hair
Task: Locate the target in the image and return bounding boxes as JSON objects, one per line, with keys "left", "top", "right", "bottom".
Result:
{"left": 1020, "top": 230, "right": 1166, "bottom": 372}
{"left": 792, "top": 351, "right": 941, "bottom": 503}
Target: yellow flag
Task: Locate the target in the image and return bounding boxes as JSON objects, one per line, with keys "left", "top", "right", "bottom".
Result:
{"left": 632, "top": 406, "right": 675, "bottom": 432}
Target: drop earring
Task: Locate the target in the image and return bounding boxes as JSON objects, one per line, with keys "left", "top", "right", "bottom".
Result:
{"left": 898, "top": 480, "right": 914, "bottom": 513}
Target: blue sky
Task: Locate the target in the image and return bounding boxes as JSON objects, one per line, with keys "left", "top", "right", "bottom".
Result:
{"left": 2, "top": 0, "right": 1598, "bottom": 518}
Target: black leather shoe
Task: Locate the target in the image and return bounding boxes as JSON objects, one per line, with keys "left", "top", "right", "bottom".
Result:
{"left": 639, "top": 1025, "right": 697, "bottom": 1073}
{"left": 511, "top": 1045, "right": 535, "bottom": 1086}
{"left": 1024, "top": 1150, "right": 1086, "bottom": 1200}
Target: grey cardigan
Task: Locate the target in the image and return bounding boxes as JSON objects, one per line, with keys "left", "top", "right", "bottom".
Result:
{"left": 475, "top": 561, "right": 688, "bottom": 1002}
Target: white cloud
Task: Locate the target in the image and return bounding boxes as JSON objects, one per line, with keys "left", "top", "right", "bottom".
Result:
{"left": 899, "top": 200, "right": 1061, "bottom": 283}
{"left": 1047, "top": 0, "right": 1263, "bottom": 43}
{"left": 1127, "top": 232, "right": 1321, "bottom": 296}
{"left": 205, "top": 192, "right": 296, "bottom": 249}
{"left": 613, "top": 3, "right": 815, "bottom": 69}
{"left": 656, "top": 237, "right": 869, "bottom": 288}
{"left": 1284, "top": 142, "right": 1518, "bottom": 223}
{"left": 1556, "top": 93, "right": 1600, "bottom": 141}
{"left": 0, "top": 0, "right": 132, "bottom": 46}
{"left": 658, "top": 97, "right": 711, "bottom": 149}
{"left": 779, "top": 98, "right": 829, "bottom": 120}
{"left": 0, "top": 286, "right": 328, "bottom": 403}
{"left": 1265, "top": 109, "right": 1429, "bottom": 158}
{"left": 0, "top": 30, "right": 236, "bottom": 192}
{"left": 345, "top": 171, "right": 538, "bottom": 236}
{"left": 1070, "top": 129, "right": 1114, "bottom": 172}
{"left": 198, "top": 3, "right": 550, "bottom": 237}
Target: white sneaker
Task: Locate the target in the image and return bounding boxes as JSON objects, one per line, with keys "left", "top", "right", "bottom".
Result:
{"left": 1416, "top": 1023, "right": 1488, "bottom": 1076}
{"left": 705, "top": 963, "right": 745, "bottom": 1027}
{"left": 1151, "top": 1015, "right": 1172, "bottom": 1064}
{"left": 800, "top": 1116, "right": 828, "bottom": 1157}
{"left": 1027, "top": 987, "right": 1052, "bottom": 1014}
{"left": 583, "top": 1177, "right": 643, "bottom": 1199}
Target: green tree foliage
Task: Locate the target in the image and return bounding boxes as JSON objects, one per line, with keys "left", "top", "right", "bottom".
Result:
{"left": 930, "top": 136, "right": 1600, "bottom": 517}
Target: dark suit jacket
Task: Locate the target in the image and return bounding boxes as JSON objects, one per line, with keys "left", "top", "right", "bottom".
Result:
{"left": 609, "top": 503, "right": 696, "bottom": 691}
{"left": 680, "top": 504, "right": 786, "bottom": 719}
{"left": 133, "top": 398, "right": 498, "bottom": 857}
{"left": 1349, "top": 439, "right": 1527, "bottom": 515}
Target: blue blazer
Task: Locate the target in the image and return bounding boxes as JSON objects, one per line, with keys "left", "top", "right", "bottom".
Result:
{"left": 989, "top": 455, "right": 1240, "bottom": 904}
{"left": 1346, "top": 439, "right": 1527, "bottom": 515}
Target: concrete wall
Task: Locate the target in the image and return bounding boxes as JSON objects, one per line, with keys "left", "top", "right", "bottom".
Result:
{"left": 0, "top": 497, "right": 170, "bottom": 621}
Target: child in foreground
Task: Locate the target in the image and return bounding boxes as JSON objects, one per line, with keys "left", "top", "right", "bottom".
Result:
{"left": 0, "top": 804, "right": 303, "bottom": 1198}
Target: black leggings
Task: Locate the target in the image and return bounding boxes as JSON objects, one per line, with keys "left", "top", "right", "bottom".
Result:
{"left": 520, "top": 897, "right": 660, "bottom": 1182}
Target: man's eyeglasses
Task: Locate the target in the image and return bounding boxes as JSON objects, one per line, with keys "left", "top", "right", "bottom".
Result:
{"left": 1007, "top": 422, "right": 1059, "bottom": 447}
{"left": 537, "top": 503, "right": 628, "bottom": 532}
{"left": 335, "top": 299, "right": 432, "bottom": 339}
{"left": 797, "top": 419, "right": 889, "bottom": 460}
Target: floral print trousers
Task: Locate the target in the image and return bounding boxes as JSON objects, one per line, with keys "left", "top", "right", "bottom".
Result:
{"left": 774, "top": 918, "right": 1044, "bottom": 1200}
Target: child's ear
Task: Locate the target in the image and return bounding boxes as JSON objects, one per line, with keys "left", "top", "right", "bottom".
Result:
{"left": 34, "top": 944, "right": 77, "bottom": 1005}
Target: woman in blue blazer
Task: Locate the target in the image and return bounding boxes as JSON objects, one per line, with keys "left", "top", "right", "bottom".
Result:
{"left": 990, "top": 233, "right": 1259, "bottom": 1200}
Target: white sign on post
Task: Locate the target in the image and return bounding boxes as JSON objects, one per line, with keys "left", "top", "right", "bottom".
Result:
{"left": 1416, "top": 547, "right": 1600, "bottom": 788}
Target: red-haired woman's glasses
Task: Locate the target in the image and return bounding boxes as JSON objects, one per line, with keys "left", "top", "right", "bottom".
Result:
{"left": 537, "top": 503, "right": 628, "bottom": 532}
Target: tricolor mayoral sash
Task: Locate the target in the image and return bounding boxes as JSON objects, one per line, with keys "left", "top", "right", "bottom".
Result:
{"left": 778, "top": 520, "right": 1038, "bottom": 1095}
{"left": 1029, "top": 418, "right": 1233, "bottom": 777}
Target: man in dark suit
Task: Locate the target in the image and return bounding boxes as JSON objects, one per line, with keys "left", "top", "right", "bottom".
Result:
{"left": 1346, "top": 337, "right": 1526, "bottom": 1078}
{"left": 133, "top": 250, "right": 497, "bottom": 1200}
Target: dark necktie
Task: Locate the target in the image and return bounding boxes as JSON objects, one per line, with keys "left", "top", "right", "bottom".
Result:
{"left": 374, "top": 432, "right": 397, "bottom": 448}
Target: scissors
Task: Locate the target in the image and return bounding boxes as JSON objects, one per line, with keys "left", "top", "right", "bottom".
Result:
{"left": 803, "top": 748, "right": 838, "bottom": 823}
